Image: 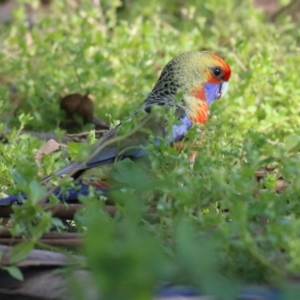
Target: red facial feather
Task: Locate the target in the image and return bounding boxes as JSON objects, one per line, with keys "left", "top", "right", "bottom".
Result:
{"left": 192, "top": 85, "right": 206, "bottom": 100}
{"left": 210, "top": 53, "right": 231, "bottom": 81}
{"left": 206, "top": 73, "right": 219, "bottom": 84}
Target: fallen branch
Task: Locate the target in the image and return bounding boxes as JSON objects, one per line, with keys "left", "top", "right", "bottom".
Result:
{"left": 0, "top": 244, "right": 84, "bottom": 267}
{"left": 270, "top": 0, "right": 300, "bottom": 21}
{"left": 0, "top": 204, "right": 117, "bottom": 219}
{"left": 0, "top": 231, "right": 82, "bottom": 239}
{"left": 2, "top": 129, "right": 108, "bottom": 143}
{"left": 0, "top": 238, "right": 81, "bottom": 247}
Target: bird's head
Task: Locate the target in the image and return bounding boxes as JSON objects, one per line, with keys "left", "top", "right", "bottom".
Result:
{"left": 148, "top": 51, "right": 231, "bottom": 124}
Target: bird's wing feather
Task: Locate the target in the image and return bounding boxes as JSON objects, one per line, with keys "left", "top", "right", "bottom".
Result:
{"left": 0, "top": 183, "right": 108, "bottom": 206}
{"left": 42, "top": 105, "right": 192, "bottom": 183}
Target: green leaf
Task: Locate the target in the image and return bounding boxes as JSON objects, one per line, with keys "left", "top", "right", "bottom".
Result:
{"left": 110, "top": 158, "right": 151, "bottom": 190}
{"left": 2, "top": 266, "right": 24, "bottom": 281}
{"left": 9, "top": 241, "right": 35, "bottom": 265}
{"left": 67, "top": 142, "right": 91, "bottom": 162}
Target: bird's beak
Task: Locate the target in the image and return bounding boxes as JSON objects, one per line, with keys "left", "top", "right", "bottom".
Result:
{"left": 217, "top": 81, "right": 229, "bottom": 99}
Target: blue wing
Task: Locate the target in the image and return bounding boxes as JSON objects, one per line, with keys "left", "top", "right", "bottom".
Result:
{"left": 0, "top": 183, "right": 108, "bottom": 206}
{"left": 42, "top": 106, "right": 193, "bottom": 182}
{"left": 0, "top": 106, "right": 193, "bottom": 205}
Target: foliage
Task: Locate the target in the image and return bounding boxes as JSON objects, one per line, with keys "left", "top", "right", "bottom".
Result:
{"left": 1, "top": 0, "right": 300, "bottom": 298}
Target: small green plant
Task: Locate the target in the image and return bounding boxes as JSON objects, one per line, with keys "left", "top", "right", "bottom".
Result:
{"left": 1, "top": 0, "right": 300, "bottom": 298}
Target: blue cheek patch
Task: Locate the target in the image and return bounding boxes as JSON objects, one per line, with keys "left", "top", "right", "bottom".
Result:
{"left": 204, "top": 83, "right": 220, "bottom": 105}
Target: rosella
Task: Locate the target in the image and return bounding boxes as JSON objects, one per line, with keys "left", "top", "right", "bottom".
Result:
{"left": 0, "top": 51, "right": 231, "bottom": 205}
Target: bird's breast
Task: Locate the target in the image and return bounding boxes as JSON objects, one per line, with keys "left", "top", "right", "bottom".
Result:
{"left": 184, "top": 95, "right": 209, "bottom": 125}
{"left": 189, "top": 102, "right": 209, "bottom": 124}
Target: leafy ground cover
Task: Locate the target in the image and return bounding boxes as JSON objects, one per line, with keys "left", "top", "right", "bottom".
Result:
{"left": 1, "top": 0, "right": 300, "bottom": 299}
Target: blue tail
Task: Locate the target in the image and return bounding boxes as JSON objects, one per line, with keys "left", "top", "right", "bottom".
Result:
{"left": 0, "top": 194, "right": 23, "bottom": 205}
{"left": 0, "top": 183, "right": 107, "bottom": 206}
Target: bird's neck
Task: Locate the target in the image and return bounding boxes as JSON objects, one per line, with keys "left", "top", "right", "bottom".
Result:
{"left": 144, "top": 91, "right": 210, "bottom": 125}
{"left": 183, "top": 95, "right": 209, "bottom": 125}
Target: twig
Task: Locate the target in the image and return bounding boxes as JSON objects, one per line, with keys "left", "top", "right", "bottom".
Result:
{"left": 3, "top": 130, "right": 72, "bottom": 143}
{"left": 0, "top": 243, "right": 84, "bottom": 267}
{"left": 0, "top": 238, "right": 81, "bottom": 247}
{"left": 92, "top": 0, "right": 107, "bottom": 35}
{"left": 231, "top": 52, "right": 248, "bottom": 72}
{"left": 270, "top": 0, "right": 300, "bottom": 21}
{"left": 0, "top": 204, "right": 117, "bottom": 219}
{"left": 2, "top": 129, "right": 108, "bottom": 143}
{"left": 0, "top": 231, "right": 83, "bottom": 238}
{"left": 66, "top": 128, "right": 108, "bottom": 140}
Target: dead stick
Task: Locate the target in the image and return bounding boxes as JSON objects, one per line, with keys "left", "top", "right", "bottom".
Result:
{"left": 3, "top": 129, "right": 108, "bottom": 143}
{"left": 0, "top": 238, "right": 81, "bottom": 247}
{"left": 3, "top": 130, "right": 74, "bottom": 143}
{"left": 0, "top": 204, "right": 117, "bottom": 219}
{"left": 0, "top": 231, "right": 83, "bottom": 238}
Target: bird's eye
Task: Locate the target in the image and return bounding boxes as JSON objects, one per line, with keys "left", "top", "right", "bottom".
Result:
{"left": 212, "top": 67, "right": 223, "bottom": 78}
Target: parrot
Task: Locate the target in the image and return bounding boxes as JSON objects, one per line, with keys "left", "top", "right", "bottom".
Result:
{"left": 0, "top": 51, "right": 231, "bottom": 205}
